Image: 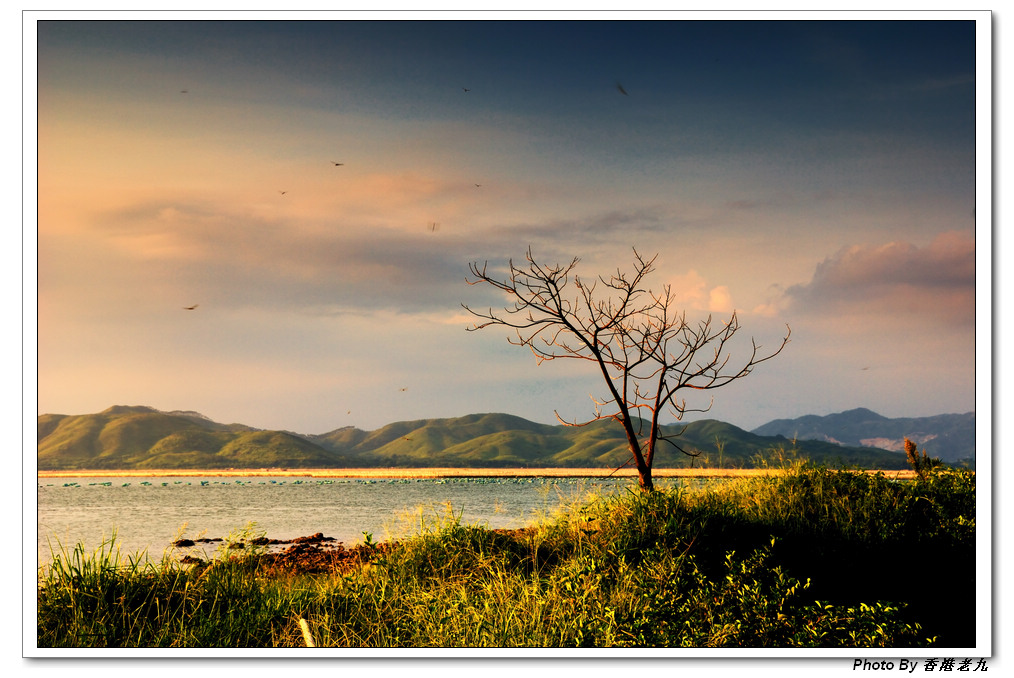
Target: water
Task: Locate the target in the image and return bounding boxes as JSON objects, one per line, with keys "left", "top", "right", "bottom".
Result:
{"left": 36, "top": 475, "right": 651, "bottom": 566}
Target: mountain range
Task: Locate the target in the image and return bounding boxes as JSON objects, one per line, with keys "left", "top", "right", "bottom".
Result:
{"left": 36, "top": 405, "right": 974, "bottom": 472}
{"left": 750, "top": 407, "right": 975, "bottom": 464}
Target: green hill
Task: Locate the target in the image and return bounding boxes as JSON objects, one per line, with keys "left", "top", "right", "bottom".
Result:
{"left": 38, "top": 406, "right": 337, "bottom": 471}
{"left": 37, "top": 406, "right": 910, "bottom": 471}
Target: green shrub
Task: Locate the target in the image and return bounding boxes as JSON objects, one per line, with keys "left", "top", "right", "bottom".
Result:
{"left": 624, "top": 539, "right": 930, "bottom": 647}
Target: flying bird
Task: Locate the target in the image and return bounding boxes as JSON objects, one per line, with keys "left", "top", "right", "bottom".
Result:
{"left": 428, "top": 222, "right": 440, "bottom": 233}
{"left": 279, "top": 190, "right": 288, "bottom": 195}
{"left": 616, "top": 82, "right": 629, "bottom": 96}
{"left": 474, "top": 184, "right": 482, "bottom": 187}
{"left": 183, "top": 304, "right": 199, "bottom": 311}
{"left": 180, "top": 90, "right": 188, "bottom": 94}
{"left": 462, "top": 87, "right": 471, "bottom": 92}
{"left": 331, "top": 161, "right": 345, "bottom": 166}
{"left": 399, "top": 387, "right": 407, "bottom": 392}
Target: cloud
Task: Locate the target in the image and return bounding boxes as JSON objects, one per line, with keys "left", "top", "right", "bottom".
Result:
{"left": 44, "top": 193, "right": 492, "bottom": 322}
{"left": 908, "top": 73, "right": 976, "bottom": 94}
{"left": 781, "top": 230, "right": 975, "bottom": 324}
{"left": 666, "top": 270, "right": 708, "bottom": 309}
{"left": 662, "top": 271, "right": 739, "bottom": 315}
{"left": 752, "top": 283, "right": 788, "bottom": 318}
{"left": 708, "top": 285, "right": 734, "bottom": 313}
{"left": 486, "top": 206, "right": 672, "bottom": 254}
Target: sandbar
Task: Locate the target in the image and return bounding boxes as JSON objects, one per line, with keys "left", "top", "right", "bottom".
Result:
{"left": 36, "top": 467, "right": 919, "bottom": 480}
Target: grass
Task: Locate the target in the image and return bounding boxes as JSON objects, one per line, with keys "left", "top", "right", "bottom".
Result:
{"left": 36, "top": 463, "right": 975, "bottom": 649}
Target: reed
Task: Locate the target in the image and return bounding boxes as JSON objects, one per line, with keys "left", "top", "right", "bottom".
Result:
{"left": 37, "top": 463, "right": 974, "bottom": 648}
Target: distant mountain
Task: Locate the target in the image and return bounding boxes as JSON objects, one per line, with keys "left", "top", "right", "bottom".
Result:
{"left": 37, "top": 406, "right": 912, "bottom": 471}
{"left": 37, "top": 405, "right": 330, "bottom": 470}
{"left": 751, "top": 408, "right": 975, "bottom": 465}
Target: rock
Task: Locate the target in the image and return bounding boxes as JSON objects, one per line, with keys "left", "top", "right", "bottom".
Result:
{"left": 291, "top": 532, "right": 335, "bottom": 544}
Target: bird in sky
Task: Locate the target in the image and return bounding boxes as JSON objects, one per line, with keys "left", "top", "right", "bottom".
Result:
{"left": 180, "top": 90, "right": 188, "bottom": 94}
{"left": 331, "top": 161, "right": 344, "bottom": 166}
{"left": 474, "top": 184, "right": 482, "bottom": 187}
{"left": 399, "top": 387, "right": 407, "bottom": 392}
{"left": 616, "top": 82, "right": 629, "bottom": 96}
{"left": 183, "top": 304, "right": 199, "bottom": 311}
{"left": 428, "top": 222, "right": 440, "bottom": 233}
{"left": 279, "top": 190, "right": 287, "bottom": 195}
{"left": 462, "top": 87, "right": 471, "bottom": 92}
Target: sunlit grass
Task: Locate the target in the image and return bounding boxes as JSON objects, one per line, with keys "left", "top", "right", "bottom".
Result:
{"left": 37, "top": 463, "right": 971, "bottom": 649}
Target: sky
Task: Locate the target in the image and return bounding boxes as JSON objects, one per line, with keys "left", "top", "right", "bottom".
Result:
{"left": 30, "top": 14, "right": 987, "bottom": 436}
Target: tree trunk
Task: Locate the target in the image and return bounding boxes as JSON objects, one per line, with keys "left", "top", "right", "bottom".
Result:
{"left": 636, "top": 460, "right": 654, "bottom": 492}
{"left": 620, "top": 417, "right": 655, "bottom": 492}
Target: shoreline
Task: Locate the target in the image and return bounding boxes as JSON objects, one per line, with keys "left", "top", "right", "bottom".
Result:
{"left": 36, "top": 467, "right": 920, "bottom": 480}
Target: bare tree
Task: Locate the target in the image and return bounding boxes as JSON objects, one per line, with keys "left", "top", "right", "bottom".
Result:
{"left": 463, "top": 248, "right": 790, "bottom": 491}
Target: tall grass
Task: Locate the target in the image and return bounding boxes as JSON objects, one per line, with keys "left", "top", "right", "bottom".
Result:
{"left": 37, "top": 463, "right": 975, "bottom": 648}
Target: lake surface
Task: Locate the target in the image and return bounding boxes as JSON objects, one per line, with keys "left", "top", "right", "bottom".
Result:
{"left": 36, "top": 474, "right": 673, "bottom": 567}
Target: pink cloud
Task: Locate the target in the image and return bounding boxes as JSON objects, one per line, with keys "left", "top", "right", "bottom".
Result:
{"left": 783, "top": 230, "right": 975, "bottom": 324}
{"left": 708, "top": 285, "right": 734, "bottom": 313}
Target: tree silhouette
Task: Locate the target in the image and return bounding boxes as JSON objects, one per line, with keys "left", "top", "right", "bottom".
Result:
{"left": 464, "top": 248, "right": 790, "bottom": 491}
